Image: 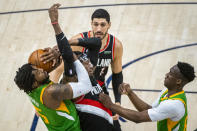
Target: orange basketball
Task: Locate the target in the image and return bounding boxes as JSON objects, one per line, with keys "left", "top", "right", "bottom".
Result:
{"left": 28, "top": 49, "right": 53, "bottom": 73}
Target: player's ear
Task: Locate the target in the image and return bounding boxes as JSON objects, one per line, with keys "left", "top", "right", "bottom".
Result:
{"left": 108, "top": 22, "right": 111, "bottom": 28}
{"left": 91, "top": 21, "right": 93, "bottom": 26}
{"left": 176, "top": 79, "right": 182, "bottom": 85}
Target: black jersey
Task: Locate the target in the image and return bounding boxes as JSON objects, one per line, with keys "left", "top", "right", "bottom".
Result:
{"left": 74, "top": 77, "right": 114, "bottom": 131}
{"left": 80, "top": 31, "right": 116, "bottom": 85}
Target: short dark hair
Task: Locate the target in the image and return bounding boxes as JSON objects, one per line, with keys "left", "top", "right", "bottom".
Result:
{"left": 177, "top": 62, "right": 195, "bottom": 82}
{"left": 14, "top": 63, "right": 35, "bottom": 93}
{"left": 91, "top": 9, "right": 110, "bottom": 23}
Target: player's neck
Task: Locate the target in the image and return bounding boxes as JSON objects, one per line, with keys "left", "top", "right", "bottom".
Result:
{"left": 167, "top": 88, "right": 183, "bottom": 97}
{"left": 100, "top": 34, "right": 109, "bottom": 50}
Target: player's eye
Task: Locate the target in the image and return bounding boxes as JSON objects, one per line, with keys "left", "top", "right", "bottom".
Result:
{"left": 93, "top": 23, "right": 99, "bottom": 26}
{"left": 101, "top": 23, "right": 106, "bottom": 27}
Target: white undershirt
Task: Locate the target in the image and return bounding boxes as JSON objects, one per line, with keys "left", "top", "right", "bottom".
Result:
{"left": 148, "top": 88, "right": 185, "bottom": 122}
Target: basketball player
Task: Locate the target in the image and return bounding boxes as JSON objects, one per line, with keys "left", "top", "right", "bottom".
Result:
{"left": 60, "top": 52, "right": 115, "bottom": 131}
{"left": 41, "top": 7, "right": 123, "bottom": 130}
{"left": 14, "top": 4, "right": 95, "bottom": 131}
{"left": 47, "top": 4, "right": 114, "bottom": 131}
{"left": 99, "top": 62, "right": 195, "bottom": 131}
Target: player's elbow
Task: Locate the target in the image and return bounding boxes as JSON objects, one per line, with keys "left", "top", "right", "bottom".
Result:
{"left": 130, "top": 117, "right": 142, "bottom": 124}
{"left": 133, "top": 119, "right": 143, "bottom": 124}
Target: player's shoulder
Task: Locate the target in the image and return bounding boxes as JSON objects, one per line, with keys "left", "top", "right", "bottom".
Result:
{"left": 70, "top": 33, "right": 82, "bottom": 40}
{"left": 109, "top": 34, "right": 122, "bottom": 47}
{"left": 70, "top": 31, "right": 90, "bottom": 40}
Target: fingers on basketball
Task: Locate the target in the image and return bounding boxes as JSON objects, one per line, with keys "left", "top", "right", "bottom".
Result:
{"left": 28, "top": 49, "right": 53, "bottom": 72}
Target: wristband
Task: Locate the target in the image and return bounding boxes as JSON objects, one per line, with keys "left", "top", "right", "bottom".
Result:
{"left": 51, "top": 21, "right": 58, "bottom": 25}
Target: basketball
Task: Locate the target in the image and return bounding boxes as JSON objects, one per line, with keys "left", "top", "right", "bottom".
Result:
{"left": 28, "top": 49, "right": 53, "bottom": 73}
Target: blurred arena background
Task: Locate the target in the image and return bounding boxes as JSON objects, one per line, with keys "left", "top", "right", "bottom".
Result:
{"left": 0, "top": 0, "right": 197, "bottom": 130}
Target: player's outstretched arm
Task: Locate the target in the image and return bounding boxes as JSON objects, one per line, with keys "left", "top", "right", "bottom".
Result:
{"left": 42, "top": 3, "right": 92, "bottom": 110}
{"left": 99, "top": 93, "right": 151, "bottom": 123}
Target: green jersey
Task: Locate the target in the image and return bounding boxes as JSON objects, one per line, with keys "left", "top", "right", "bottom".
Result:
{"left": 28, "top": 81, "right": 81, "bottom": 131}
{"left": 157, "top": 90, "right": 187, "bottom": 131}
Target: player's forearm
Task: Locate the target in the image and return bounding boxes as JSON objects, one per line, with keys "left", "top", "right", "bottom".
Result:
{"left": 69, "top": 38, "right": 101, "bottom": 49}
{"left": 112, "top": 71, "right": 123, "bottom": 103}
{"left": 68, "top": 60, "right": 92, "bottom": 98}
{"left": 73, "top": 60, "right": 91, "bottom": 84}
{"left": 109, "top": 103, "right": 143, "bottom": 123}
{"left": 69, "top": 39, "right": 79, "bottom": 46}
{"left": 127, "top": 90, "right": 152, "bottom": 111}
{"left": 52, "top": 23, "right": 62, "bottom": 35}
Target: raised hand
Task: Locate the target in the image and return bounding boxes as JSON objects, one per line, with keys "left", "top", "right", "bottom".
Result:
{"left": 119, "top": 82, "right": 132, "bottom": 95}
{"left": 40, "top": 46, "right": 60, "bottom": 66}
{"left": 48, "top": 3, "right": 61, "bottom": 23}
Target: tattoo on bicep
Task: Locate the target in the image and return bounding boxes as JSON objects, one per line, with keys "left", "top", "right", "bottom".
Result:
{"left": 51, "top": 84, "right": 72, "bottom": 101}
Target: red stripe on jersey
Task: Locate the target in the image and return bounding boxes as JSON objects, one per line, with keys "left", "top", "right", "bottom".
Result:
{"left": 82, "top": 48, "right": 85, "bottom": 53}
{"left": 76, "top": 98, "right": 112, "bottom": 116}
{"left": 100, "top": 34, "right": 110, "bottom": 52}
{"left": 80, "top": 33, "right": 85, "bottom": 52}
{"left": 112, "top": 36, "right": 116, "bottom": 60}
{"left": 73, "top": 95, "right": 85, "bottom": 103}
{"left": 80, "top": 33, "right": 84, "bottom": 38}
{"left": 88, "top": 31, "right": 91, "bottom": 38}
{"left": 97, "top": 80, "right": 104, "bottom": 86}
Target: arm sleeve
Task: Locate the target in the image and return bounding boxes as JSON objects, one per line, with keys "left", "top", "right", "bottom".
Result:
{"left": 78, "top": 37, "right": 101, "bottom": 49}
{"left": 56, "top": 32, "right": 76, "bottom": 76}
{"left": 112, "top": 71, "right": 123, "bottom": 103}
{"left": 148, "top": 100, "right": 185, "bottom": 122}
{"left": 69, "top": 60, "right": 92, "bottom": 98}
{"left": 56, "top": 32, "right": 74, "bottom": 64}
{"left": 78, "top": 37, "right": 101, "bottom": 66}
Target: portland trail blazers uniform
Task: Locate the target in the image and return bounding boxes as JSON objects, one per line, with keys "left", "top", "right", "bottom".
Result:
{"left": 81, "top": 31, "right": 116, "bottom": 93}
{"left": 74, "top": 77, "right": 114, "bottom": 131}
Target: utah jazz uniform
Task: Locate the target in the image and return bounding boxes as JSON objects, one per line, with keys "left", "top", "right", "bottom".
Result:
{"left": 80, "top": 31, "right": 116, "bottom": 93}
{"left": 157, "top": 90, "right": 188, "bottom": 131}
{"left": 28, "top": 81, "right": 81, "bottom": 131}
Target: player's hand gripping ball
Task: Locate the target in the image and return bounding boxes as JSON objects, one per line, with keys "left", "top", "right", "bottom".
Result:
{"left": 28, "top": 49, "right": 53, "bottom": 73}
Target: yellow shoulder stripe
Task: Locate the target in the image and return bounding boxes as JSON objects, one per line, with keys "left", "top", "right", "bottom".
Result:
{"left": 169, "top": 90, "right": 184, "bottom": 98}
{"left": 40, "top": 82, "right": 53, "bottom": 104}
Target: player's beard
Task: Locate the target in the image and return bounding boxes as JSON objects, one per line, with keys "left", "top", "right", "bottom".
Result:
{"left": 93, "top": 30, "right": 108, "bottom": 40}
{"left": 41, "top": 76, "right": 50, "bottom": 85}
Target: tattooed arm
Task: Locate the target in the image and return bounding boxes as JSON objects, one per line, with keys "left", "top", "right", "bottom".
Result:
{"left": 42, "top": 60, "right": 92, "bottom": 110}
{"left": 42, "top": 83, "right": 74, "bottom": 109}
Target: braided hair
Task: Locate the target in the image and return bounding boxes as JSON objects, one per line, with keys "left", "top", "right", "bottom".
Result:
{"left": 14, "top": 63, "right": 35, "bottom": 93}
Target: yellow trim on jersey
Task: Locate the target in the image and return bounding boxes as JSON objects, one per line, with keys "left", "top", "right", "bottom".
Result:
{"left": 184, "top": 115, "right": 188, "bottom": 131}
{"left": 34, "top": 105, "right": 41, "bottom": 112}
{"left": 33, "top": 106, "right": 49, "bottom": 124}
{"left": 163, "top": 89, "right": 168, "bottom": 95}
{"left": 167, "top": 118, "right": 179, "bottom": 131}
{"left": 169, "top": 91, "right": 184, "bottom": 98}
{"left": 40, "top": 82, "right": 53, "bottom": 104}
{"left": 56, "top": 102, "right": 70, "bottom": 114}
{"left": 161, "top": 90, "right": 184, "bottom": 101}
